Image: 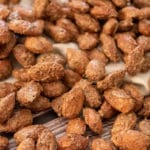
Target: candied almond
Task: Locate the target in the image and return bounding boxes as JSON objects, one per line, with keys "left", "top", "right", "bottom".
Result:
{"left": 83, "top": 108, "right": 103, "bottom": 134}
{"left": 45, "top": 22, "right": 72, "bottom": 43}
{"left": 0, "top": 93, "right": 15, "bottom": 124}
{"left": 8, "top": 19, "right": 44, "bottom": 35}
{"left": 118, "top": 19, "right": 134, "bottom": 32}
{"left": 67, "top": 48, "right": 89, "bottom": 74}
{"left": 14, "top": 125, "right": 45, "bottom": 144}
{"left": 125, "top": 45, "right": 144, "bottom": 75}
{"left": 0, "top": 4, "right": 10, "bottom": 20}
{"left": 33, "top": 0, "right": 48, "bottom": 18}
{"left": 24, "top": 36, "right": 53, "bottom": 54}
{"left": 37, "top": 52, "right": 66, "bottom": 65}
{"left": 17, "top": 138, "right": 35, "bottom": 150}
{"left": 36, "top": 128, "right": 57, "bottom": 150}
{"left": 104, "top": 88, "right": 135, "bottom": 113}
{"left": 0, "top": 136, "right": 9, "bottom": 150}
{"left": 74, "top": 13, "right": 100, "bottom": 32}
{"left": 42, "top": 81, "right": 67, "bottom": 98}
{"left": 77, "top": 32, "right": 98, "bottom": 50}
{"left": 100, "top": 33, "right": 120, "bottom": 62}
{"left": 97, "top": 70, "right": 125, "bottom": 91}
{"left": 86, "top": 49, "right": 109, "bottom": 64}
{"left": 61, "top": 87, "right": 84, "bottom": 118}
{"left": 91, "top": 138, "right": 114, "bottom": 150}
{"left": 58, "top": 134, "right": 89, "bottom": 150}
{"left": 51, "top": 96, "right": 63, "bottom": 117}
{"left": 0, "top": 109, "right": 33, "bottom": 133}
{"left": 139, "top": 7, "right": 150, "bottom": 19}
{"left": 45, "top": 1, "right": 64, "bottom": 21}
{"left": 115, "top": 32, "right": 137, "bottom": 54}
{"left": 13, "top": 44, "right": 36, "bottom": 68}
{"left": 0, "top": 59, "right": 12, "bottom": 80}
{"left": 111, "top": 112, "right": 137, "bottom": 136}
{"left": 90, "top": 1, "right": 118, "bottom": 19}
{"left": 12, "top": 68, "right": 31, "bottom": 82}
{"left": 138, "top": 19, "right": 150, "bottom": 36}
{"left": 140, "top": 56, "right": 150, "bottom": 72}
{"left": 68, "top": 0, "right": 90, "bottom": 13}
{"left": 138, "top": 119, "right": 150, "bottom": 136}
{"left": 102, "top": 18, "right": 119, "bottom": 35}
{"left": 98, "top": 101, "right": 116, "bottom": 119}
{"left": 0, "top": 32, "right": 16, "bottom": 59}
{"left": 119, "top": 6, "right": 140, "bottom": 20}
{"left": 56, "top": 18, "right": 79, "bottom": 40}
{"left": 23, "top": 96, "right": 51, "bottom": 112}
{"left": 28, "top": 62, "right": 65, "bottom": 82}
{"left": 75, "top": 79, "right": 101, "bottom": 108}
{"left": 139, "top": 96, "right": 150, "bottom": 117}
{"left": 112, "top": 130, "right": 150, "bottom": 150}
{"left": 123, "top": 83, "right": 144, "bottom": 111}
{"left": 0, "top": 82, "right": 16, "bottom": 98}
{"left": 66, "top": 118, "right": 86, "bottom": 135}
{"left": 12, "top": 5, "right": 34, "bottom": 21}
{"left": 85, "top": 59, "right": 105, "bottom": 82}
{"left": 0, "top": 20, "right": 10, "bottom": 44}
{"left": 112, "top": 0, "right": 127, "bottom": 8}
{"left": 17, "top": 81, "right": 43, "bottom": 106}
{"left": 63, "top": 69, "right": 81, "bottom": 88}
{"left": 137, "top": 35, "right": 150, "bottom": 52}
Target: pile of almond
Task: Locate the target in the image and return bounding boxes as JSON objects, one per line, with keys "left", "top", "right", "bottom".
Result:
{"left": 0, "top": 0, "right": 149, "bottom": 149}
